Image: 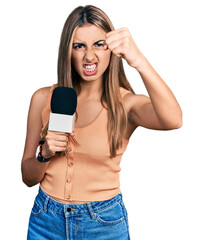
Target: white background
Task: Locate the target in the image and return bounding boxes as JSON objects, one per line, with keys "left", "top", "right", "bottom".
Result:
{"left": 0, "top": 0, "right": 202, "bottom": 239}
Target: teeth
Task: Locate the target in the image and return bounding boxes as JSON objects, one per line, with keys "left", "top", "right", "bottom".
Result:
{"left": 85, "top": 64, "right": 96, "bottom": 71}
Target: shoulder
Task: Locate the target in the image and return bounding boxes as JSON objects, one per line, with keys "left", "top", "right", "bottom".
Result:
{"left": 32, "top": 83, "right": 57, "bottom": 100}
{"left": 119, "top": 86, "right": 132, "bottom": 98}
{"left": 120, "top": 86, "right": 149, "bottom": 114}
{"left": 32, "top": 86, "right": 51, "bottom": 102}
{"left": 119, "top": 86, "right": 135, "bottom": 109}
{"left": 30, "top": 86, "right": 53, "bottom": 113}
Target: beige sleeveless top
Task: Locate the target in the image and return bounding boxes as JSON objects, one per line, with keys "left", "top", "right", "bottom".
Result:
{"left": 40, "top": 84, "right": 131, "bottom": 202}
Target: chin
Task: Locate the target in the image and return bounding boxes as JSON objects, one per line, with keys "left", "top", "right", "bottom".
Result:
{"left": 81, "top": 73, "right": 103, "bottom": 82}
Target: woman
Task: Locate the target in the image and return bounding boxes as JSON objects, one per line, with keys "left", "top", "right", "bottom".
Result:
{"left": 21, "top": 5, "right": 182, "bottom": 240}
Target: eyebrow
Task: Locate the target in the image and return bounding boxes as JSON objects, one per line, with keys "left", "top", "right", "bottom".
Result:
{"left": 94, "top": 40, "right": 105, "bottom": 44}
{"left": 73, "top": 39, "right": 105, "bottom": 45}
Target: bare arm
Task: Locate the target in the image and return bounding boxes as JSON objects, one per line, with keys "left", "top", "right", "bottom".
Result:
{"left": 127, "top": 57, "right": 182, "bottom": 130}
{"left": 21, "top": 87, "right": 71, "bottom": 187}
{"left": 106, "top": 27, "right": 182, "bottom": 130}
{"left": 21, "top": 87, "right": 51, "bottom": 187}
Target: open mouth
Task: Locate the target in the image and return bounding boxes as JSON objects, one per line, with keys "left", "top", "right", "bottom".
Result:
{"left": 83, "top": 63, "right": 98, "bottom": 72}
{"left": 82, "top": 63, "right": 98, "bottom": 76}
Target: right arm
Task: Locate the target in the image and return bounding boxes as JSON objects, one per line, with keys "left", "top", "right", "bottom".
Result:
{"left": 21, "top": 87, "right": 71, "bottom": 187}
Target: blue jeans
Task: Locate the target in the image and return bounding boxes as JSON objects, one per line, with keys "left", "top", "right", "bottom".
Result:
{"left": 27, "top": 187, "right": 131, "bottom": 239}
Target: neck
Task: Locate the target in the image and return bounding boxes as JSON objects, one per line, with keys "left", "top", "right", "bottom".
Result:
{"left": 75, "top": 78, "right": 103, "bottom": 100}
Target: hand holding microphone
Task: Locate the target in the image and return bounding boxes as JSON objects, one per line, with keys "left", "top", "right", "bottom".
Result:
{"left": 41, "top": 86, "right": 77, "bottom": 157}
{"left": 41, "top": 130, "right": 75, "bottom": 158}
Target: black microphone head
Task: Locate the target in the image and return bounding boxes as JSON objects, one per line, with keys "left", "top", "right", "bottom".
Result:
{"left": 51, "top": 87, "right": 77, "bottom": 115}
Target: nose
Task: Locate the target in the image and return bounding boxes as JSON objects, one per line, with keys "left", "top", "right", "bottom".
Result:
{"left": 84, "top": 48, "right": 96, "bottom": 62}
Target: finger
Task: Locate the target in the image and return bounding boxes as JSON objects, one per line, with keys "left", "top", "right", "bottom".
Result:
{"left": 46, "top": 133, "right": 68, "bottom": 142}
{"left": 112, "top": 46, "right": 126, "bottom": 58}
{"left": 106, "top": 27, "right": 128, "bottom": 37}
{"left": 53, "top": 140, "right": 68, "bottom": 147}
{"left": 68, "top": 131, "right": 75, "bottom": 136}
{"left": 106, "top": 28, "right": 129, "bottom": 43}
{"left": 54, "top": 146, "right": 67, "bottom": 152}
{"left": 107, "top": 35, "right": 127, "bottom": 49}
{"left": 107, "top": 37, "right": 126, "bottom": 52}
{"left": 55, "top": 135, "right": 69, "bottom": 142}
{"left": 48, "top": 130, "right": 65, "bottom": 135}
{"left": 103, "top": 43, "right": 108, "bottom": 50}
{"left": 48, "top": 130, "right": 70, "bottom": 136}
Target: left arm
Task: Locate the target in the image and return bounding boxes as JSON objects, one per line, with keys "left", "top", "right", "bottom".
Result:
{"left": 105, "top": 27, "right": 183, "bottom": 130}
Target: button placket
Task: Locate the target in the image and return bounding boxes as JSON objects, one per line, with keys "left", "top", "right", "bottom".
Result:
{"left": 65, "top": 141, "right": 74, "bottom": 200}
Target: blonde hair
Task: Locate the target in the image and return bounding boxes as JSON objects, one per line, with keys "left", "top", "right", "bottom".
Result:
{"left": 41, "top": 5, "right": 135, "bottom": 158}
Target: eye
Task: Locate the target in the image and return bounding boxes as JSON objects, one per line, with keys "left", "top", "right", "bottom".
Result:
{"left": 73, "top": 43, "right": 85, "bottom": 49}
{"left": 95, "top": 43, "right": 105, "bottom": 47}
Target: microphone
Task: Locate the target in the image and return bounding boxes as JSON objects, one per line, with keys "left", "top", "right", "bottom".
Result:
{"left": 48, "top": 86, "right": 77, "bottom": 154}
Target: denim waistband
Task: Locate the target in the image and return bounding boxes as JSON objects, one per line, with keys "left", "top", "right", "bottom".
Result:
{"left": 36, "top": 187, "right": 123, "bottom": 219}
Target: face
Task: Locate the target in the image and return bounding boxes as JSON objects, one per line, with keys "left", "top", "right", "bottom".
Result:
{"left": 71, "top": 24, "right": 111, "bottom": 83}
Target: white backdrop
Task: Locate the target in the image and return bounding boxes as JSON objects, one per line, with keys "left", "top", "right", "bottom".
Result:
{"left": 0, "top": 0, "right": 202, "bottom": 239}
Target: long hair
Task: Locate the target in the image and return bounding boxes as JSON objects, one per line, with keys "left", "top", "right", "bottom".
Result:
{"left": 41, "top": 5, "right": 135, "bottom": 158}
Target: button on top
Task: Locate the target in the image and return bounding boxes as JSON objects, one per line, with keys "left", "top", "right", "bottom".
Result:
{"left": 68, "top": 162, "right": 73, "bottom": 167}
{"left": 67, "top": 207, "right": 72, "bottom": 212}
{"left": 68, "top": 155, "right": 73, "bottom": 160}
{"left": 67, "top": 179, "right": 71, "bottom": 183}
{"left": 67, "top": 147, "right": 72, "bottom": 152}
